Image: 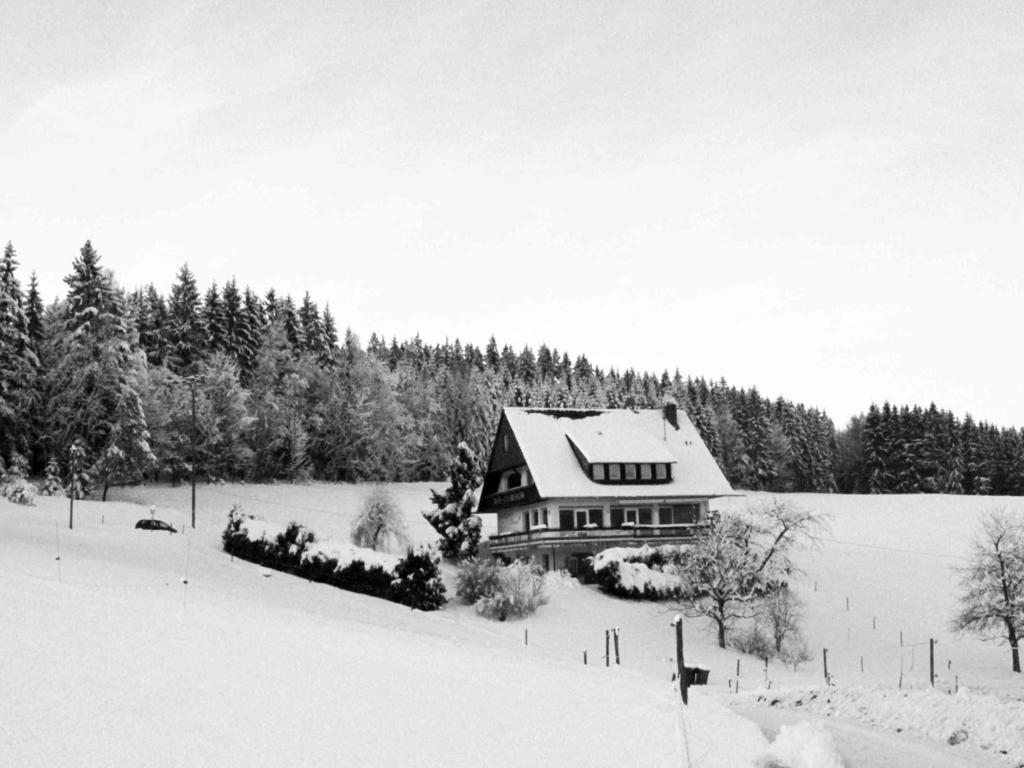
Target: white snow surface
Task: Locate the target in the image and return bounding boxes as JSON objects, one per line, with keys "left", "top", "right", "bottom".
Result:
{"left": 744, "top": 684, "right": 1024, "bottom": 765}
{"left": 9, "top": 484, "right": 1024, "bottom": 767}
{"left": 756, "top": 721, "right": 844, "bottom": 768}
{"left": 1, "top": 491, "right": 766, "bottom": 768}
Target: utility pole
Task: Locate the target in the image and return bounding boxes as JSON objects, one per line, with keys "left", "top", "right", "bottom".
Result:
{"left": 190, "top": 379, "right": 197, "bottom": 529}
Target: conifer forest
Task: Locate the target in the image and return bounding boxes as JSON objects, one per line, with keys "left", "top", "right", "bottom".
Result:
{"left": 2, "top": 241, "right": 1023, "bottom": 497}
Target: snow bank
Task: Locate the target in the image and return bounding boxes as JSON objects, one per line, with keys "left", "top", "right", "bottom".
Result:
{"left": 757, "top": 722, "right": 844, "bottom": 768}
{"left": 749, "top": 684, "right": 1024, "bottom": 765}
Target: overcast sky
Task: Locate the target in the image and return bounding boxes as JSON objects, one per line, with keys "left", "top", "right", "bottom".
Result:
{"left": 2, "top": 1, "right": 1023, "bottom": 429}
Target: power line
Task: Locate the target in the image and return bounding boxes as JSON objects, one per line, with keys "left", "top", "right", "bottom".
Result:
{"left": 817, "top": 536, "right": 967, "bottom": 561}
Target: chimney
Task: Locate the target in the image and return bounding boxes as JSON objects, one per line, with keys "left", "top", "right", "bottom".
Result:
{"left": 662, "top": 397, "right": 679, "bottom": 430}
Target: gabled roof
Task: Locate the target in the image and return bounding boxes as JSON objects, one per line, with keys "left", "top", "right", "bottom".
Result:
{"left": 501, "top": 407, "right": 735, "bottom": 500}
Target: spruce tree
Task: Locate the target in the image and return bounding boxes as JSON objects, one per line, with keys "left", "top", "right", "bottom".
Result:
{"left": 423, "top": 441, "right": 483, "bottom": 559}
{"left": 202, "top": 282, "right": 227, "bottom": 355}
{"left": 167, "top": 264, "right": 204, "bottom": 373}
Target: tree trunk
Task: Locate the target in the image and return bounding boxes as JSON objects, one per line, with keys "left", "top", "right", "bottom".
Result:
{"left": 102, "top": 483, "right": 109, "bottom": 502}
{"left": 716, "top": 617, "right": 726, "bottom": 648}
{"left": 1007, "top": 620, "right": 1021, "bottom": 673}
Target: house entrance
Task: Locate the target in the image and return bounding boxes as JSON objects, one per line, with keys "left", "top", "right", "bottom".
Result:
{"left": 566, "top": 552, "right": 595, "bottom": 582}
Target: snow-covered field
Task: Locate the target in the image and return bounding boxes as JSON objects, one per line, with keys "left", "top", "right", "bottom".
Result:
{"left": 4, "top": 484, "right": 1024, "bottom": 766}
{"left": 1, "top": 487, "right": 767, "bottom": 768}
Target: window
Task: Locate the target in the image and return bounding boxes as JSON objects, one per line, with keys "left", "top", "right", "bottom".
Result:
{"left": 610, "top": 507, "right": 624, "bottom": 527}
{"left": 624, "top": 464, "right": 637, "bottom": 481}
{"left": 559, "top": 509, "right": 574, "bottom": 529}
{"left": 592, "top": 463, "right": 606, "bottom": 481}
{"left": 624, "top": 507, "right": 638, "bottom": 525}
{"left": 506, "top": 470, "right": 522, "bottom": 489}
{"left": 588, "top": 508, "right": 602, "bottom": 527}
{"left": 575, "top": 509, "right": 587, "bottom": 528}
{"left": 640, "top": 463, "right": 652, "bottom": 480}
{"left": 638, "top": 507, "right": 653, "bottom": 525}
{"left": 503, "top": 434, "right": 510, "bottom": 452}
{"left": 608, "top": 464, "right": 621, "bottom": 481}
{"left": 542, "top": 554, "right": 550, "bottom": 571}
{"left": 655, "top": 463, "right": 668, "bottom": 480}
{"left": 657, "top": 504, "right": 700, "bottom": 525}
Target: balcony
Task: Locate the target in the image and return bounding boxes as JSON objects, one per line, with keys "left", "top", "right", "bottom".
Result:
{"left": 488, "top": 523, "right": 708, "bottom": 550}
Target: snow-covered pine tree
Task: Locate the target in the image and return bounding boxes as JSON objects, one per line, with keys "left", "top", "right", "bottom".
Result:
{"left": 320, "top": 305, "right": 339, "bottom": 366}
{"left": 202, "top": 282, "right": 227, "bottom": 356}
{"left": 423, "top": 441, "right": 483, "bottom": 559}
{"left": 91, "top": 359, "right": 157, "bottom": 500}
{"left": 0, "top": 242, "right": 37, "bottom": 461}
{"left": 298, "top": 292, "right": 325, "bottom": 357}
{"left": 40, "top": 457, "right": 62, "bottom": 495}
{"left": 66, "top": 439, "right": 92, "bottom": 500}
{"left": 167, "top": 264, "right": 204, "bottom": 374}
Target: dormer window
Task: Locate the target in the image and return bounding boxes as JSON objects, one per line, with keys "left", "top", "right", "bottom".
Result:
{"left": 506, "top": 470, "right": 522, "bottom": 489}
{"left": 655, "top": 463, "right": 668, "bottom": 480}
{"left": 640, "top": 464, "right": 652, "bottom": 480}
{"left": 624, "top": 464, "right": 637, "bottom": 481}
{"left": 592, "top": 463, "right": 605, "bottom": 481}
{"left": 608, "top": 464, "right": 621, "bottom": 481}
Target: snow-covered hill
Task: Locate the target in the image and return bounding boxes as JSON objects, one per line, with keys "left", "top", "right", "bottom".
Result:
{"left": 6, "top": 484, "right": 1024, "bottom": 766}
{"left": 1, "top": 491, "right": 766, "bottom": 768}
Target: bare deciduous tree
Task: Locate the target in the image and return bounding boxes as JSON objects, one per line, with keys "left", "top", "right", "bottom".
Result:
{"left": 351, "top": 485, "right": 407, "bottom": 552}
{"left": 680, "top": 500, "right": 824, "bottom": 649}
{"left": 762, "top": 586, "right": 805, "bottom": 655}
{"left": 951, "top": 509, "right": 1024, "bottom": 673}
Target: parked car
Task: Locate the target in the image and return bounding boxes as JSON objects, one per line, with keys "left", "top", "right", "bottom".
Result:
{"left": 135, "top": 518, "right": 177, "bottom": 533}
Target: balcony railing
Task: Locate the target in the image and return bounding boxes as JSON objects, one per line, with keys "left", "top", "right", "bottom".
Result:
{"left": 488, "top": 524, "right": 708, "bottom": 549}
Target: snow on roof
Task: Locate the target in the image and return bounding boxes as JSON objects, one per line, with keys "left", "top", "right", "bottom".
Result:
{"left": 565, "top": 417, "right": 677, "bottom": 464}
{"left": 503, "top": 407, "right": 735, "bottom": 500}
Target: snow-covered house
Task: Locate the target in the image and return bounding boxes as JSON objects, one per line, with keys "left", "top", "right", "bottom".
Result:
{"left": 477, "top": 405, "right": 735, "bottom": 574}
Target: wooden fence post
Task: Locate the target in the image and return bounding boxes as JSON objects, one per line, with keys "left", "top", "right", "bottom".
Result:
{"left": 605, "top": 629, "right": 610, "bottom": 667}
{"left": 674, "top": 615, "right": 688, "bottom": 705}
{"left": 822, "top": 648, "right": 829, "bottom": 684}
{"left": 613, "top": 627, "right": 620, "bottom": 665}
{"left": 929, "top": 638, "right": 935, "bottom": 686}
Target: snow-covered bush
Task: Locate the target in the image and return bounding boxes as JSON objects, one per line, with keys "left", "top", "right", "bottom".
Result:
{"left": 592, "top": 545, "right": 688, "bottom": 600}
{"left": 0, "top": 453, "right": 37, "bottom": 506}
{"left": 221, "top": 507, "right": 444, "bottom": 609}
{"left": 466, "top": 559, "right": 547, "bottom": 621}
{"left": 390, "top": 548, "right": 446, "bottom": 611}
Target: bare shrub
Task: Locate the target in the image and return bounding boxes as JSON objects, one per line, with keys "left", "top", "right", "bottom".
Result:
{"left": 462, "top": 559, "right": 548, "bottom": 621}
{"left": 351, "top": 485, "right": 407, "bottom": 552}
